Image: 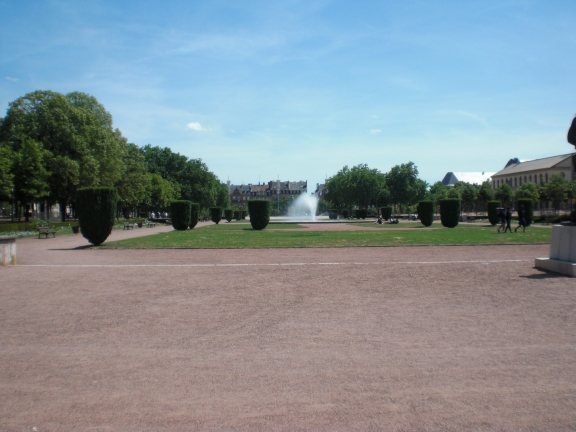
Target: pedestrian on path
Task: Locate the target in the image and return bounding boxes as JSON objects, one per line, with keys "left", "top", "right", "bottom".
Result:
{"left": 503, "top": 207, "right": 513, "bottom": 233}
{"left": 497, "top": 208, "right": 506, "bottom": 233}
{"left": 515, "top": 205, "right": 527, "bottom": 233}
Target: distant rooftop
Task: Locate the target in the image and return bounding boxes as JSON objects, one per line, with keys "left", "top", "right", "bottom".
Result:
{"left": 442, "top": 172, "right": 495, "bottom": 186}
{"left": 493, "top": 153, "right": 575, "bottom": 176}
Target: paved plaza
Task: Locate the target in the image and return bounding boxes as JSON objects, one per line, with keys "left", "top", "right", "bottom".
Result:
{"left": 1, "top": 226, "right": 575, "bottom": 430}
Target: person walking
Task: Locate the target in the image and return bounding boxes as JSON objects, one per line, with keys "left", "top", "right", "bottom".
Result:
{"left": 497, "top": 208, "right": 506, "bottom": 233}
{"left": 503, "top": 206, "right": 513, "bottom": 233}
{"left": 515, "top": 205, "right": 527, "bottom": 233}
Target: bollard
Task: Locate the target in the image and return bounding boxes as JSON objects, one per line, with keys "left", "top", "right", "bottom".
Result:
{"left": 0, "top": 236, "right": 16, "bottom": 266}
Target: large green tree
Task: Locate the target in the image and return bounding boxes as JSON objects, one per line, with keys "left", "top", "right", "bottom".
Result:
{"left": 386, "top": 162, "right": 425, "bottom": 210}
{"left": 116, "top": 143, "right": 151, "bottom": 218}
{"left": 514, "top": 181, "right": 539, "bottom": 202}
{"left": 12, "top": 137, "right": 49, "bottom": 221}
{"left": 545, "top": 174, "right": 570, "bottom": 207}
{"left": 0, "top": 145, "right": 14, "bottom": 201}
{"left": 325, "top": 164, "right": 387, "bottom": 210}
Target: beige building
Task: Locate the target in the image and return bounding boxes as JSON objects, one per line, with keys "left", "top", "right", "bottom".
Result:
{"left": 491, "top": 153, "right": 575, "bottom": 191}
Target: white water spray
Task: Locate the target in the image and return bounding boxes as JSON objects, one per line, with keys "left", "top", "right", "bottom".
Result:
{"left": 287, "top": 194, "right": 318, "bottom": 221}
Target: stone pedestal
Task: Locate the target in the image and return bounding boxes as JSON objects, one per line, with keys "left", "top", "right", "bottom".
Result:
{"left": 535, "top": 225, "right": 576, "bottom": 277}
{"left": 0, "top": 236, "right": 16, "bottom": 266}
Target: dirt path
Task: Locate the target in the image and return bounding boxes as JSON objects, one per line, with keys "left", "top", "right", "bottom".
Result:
{"left": 1, "top": 231, "right": 574, "bottom": 431}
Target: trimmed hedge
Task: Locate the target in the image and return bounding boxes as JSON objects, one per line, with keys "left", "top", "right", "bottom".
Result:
{"left": 170, "top": 200, "right": 191, "bottom": 231}
{"left": 487, "top": 200, "right": 500, "bottom": 226}
{"left": 224, "top": 208, "right": 233, "bottom": 222}
{"left": 241, "top": 210, "right": 247, "bottom": 220}
{"left": 342, "top": 209, "right": 349, "bottom": 219}
{"left": 248, "top": 200, "right": 270, "bottom": 230}
{"left": 77, "top": 187, "right": 117, "bottom": 245}
{"left": 355, "top": 209, "right": 367, "bottom": 219}
{"left": 516, "top": 199, "right": 534, "bottom": 226}
{"left": 417, "top": 201, "right": 434, "bottom": 227}
{"left": 440, "top": 198, "right": 460, "bottom": 228}
{"left": 329, "top": 209, "right": 338, "bottom": 220}
{"left": 189, "top": 203, "right": 199, "bottom": 229}
{"left": 210, "top": 207, "right": 222, "bottom": 224}
{"left": 381, "top": 206, "right": 392, "bottom": 220}
{"left": 233, "top": 210, "right": 240, "bottom": 220}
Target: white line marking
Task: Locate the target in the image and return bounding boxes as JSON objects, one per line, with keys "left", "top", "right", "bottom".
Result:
{"left": 18, "top": 259, "right": 530, "bottom": 268}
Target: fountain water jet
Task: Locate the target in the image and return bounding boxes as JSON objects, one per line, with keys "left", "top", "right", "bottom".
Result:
{"left": 287, "top": 194, "right": 318, "bottom": 222}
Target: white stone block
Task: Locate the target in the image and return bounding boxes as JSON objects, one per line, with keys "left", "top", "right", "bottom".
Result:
{"left": 535, "top": 258, "right": 576, "bottom": 277}
{"left": 0, "top": 237, "right": 16, "bottom": 266}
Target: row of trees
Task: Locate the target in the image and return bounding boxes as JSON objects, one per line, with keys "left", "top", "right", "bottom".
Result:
{"left": 323, "top": 162, "right": 575, "bottom": 215}
{"left": 324, "top": 162, "right": 427, "bottom": 211}
{"left": 0, "top": 90, "right": 229, "bottom": 221}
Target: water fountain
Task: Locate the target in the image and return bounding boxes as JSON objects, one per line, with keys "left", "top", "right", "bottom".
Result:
{"left": 286, "top": 194, "right": 319, "bottom": 222}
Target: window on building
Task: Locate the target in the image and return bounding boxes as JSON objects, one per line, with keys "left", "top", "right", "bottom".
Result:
{"left": 545, "top": 173, "right": 548, "bottom": 183}
{"left": 514, "top": 177, "right": 517, "bottom": 187}
{"left": 529, "top": 175, "right": 532, "bottom": 182}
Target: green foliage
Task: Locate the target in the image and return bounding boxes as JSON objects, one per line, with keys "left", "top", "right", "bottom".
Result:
{"left": 240, "top": 210, "right": 247, "bottom": 220}
{"left": 514, "top": 181, "right": 539, "bottom": 202}
{"left": 12, "top": 137, "right": 49, "bottom": 219}
{"left": 516, "top": 199, "right": 534, "bottom": 226}
{"left": 446, "top": 187, "right": 461, "bottom": 199}
{"left": 76, "top": 187, "right": 117, "bottom": 245}
{"left": 440, "top": 199, "right": 460, "bottom": 228}
{"left": 342, "top": 209, "right": 349, "bottom": 218}
{"left": 248, "top": 200, "right": 270, "bottom": 230}
{"left": 325, "top": 164, "right": 388, "bottom": 209}
{"left": 328, "top": 209, "right": 338, "bottom": 219}
{"left": 170, "top": 200, "right": 191, "bottom": 231}
{"left": 545, "top": 174, "right": 570, "bottom": 203}
{"left": 233, "top": 210, "right": 240, "bottom": 220}
{"left": 386, "top": 162, "right": 427, "bottom": 208}
{"left": 417, "top": 201, "right": 434, "bottom": 227}
{"left": 189, "top": 203, "right": 199, "bottom": 229}
{"left": 224, "top": 208, "right": 233, "bottom": 222}
{"left": 487, "top": 201, "right": 500, "bottom": 226}
{"left": 354, "top": 209, "right": 367, "bottom": 219}
{"left": 476, "top": 180, "right": 494, "bottom": 205}
{"left": 495, "top": 183, "right": 514, "bottom": 205}
{"left": 116, "top": 143, "right": 150, "bottom": 211}
{"left": 148, "top": 173, "right": 180, "bottom": 210}
{"left": 210, "top": 207, "right": 222, "bottom": 224}
{"left": 381, "top": 206, "right": 392, "bottom": 220}
{"left": 0, "top": 146, "right": 14, "bottom": 201}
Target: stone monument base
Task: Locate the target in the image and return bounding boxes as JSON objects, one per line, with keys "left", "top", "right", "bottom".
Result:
{"left": 534, "top": 224, "right": 576, "bottom": 277}
{"left": 0, "top": 236, "right": 17, "bottom": 266}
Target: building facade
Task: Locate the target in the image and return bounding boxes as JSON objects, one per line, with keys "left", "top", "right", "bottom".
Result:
{"left": 227, "top": 180, "right": 308, "bottom": 207}
{"left": 491, "top": 153, "right": 575, "bottom": 191}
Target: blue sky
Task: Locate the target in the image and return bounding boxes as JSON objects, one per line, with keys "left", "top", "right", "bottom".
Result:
{"left": 1, "top": 1, "right": 575, "bottom": 191}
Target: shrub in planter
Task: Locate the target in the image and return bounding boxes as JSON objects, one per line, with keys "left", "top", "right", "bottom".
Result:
{"left": 342, "top": 209, "right": 349, "bottom": 219}
{"left": 417, "top": 201, "right": 434, "bottom": 227}
{"left": 77, "top": 187, "right": 117, "bottom": 246}
{"left": 189, "top": 203, "right": 199, "bottom": 229}
{"left": 224, "top": 208, "right": 234, "bottom": 222}
{"left": 170, "top": 200, "right": 192, "bottom": 230}
{"left": 329, "top": 209, "right": 338, "bottom": 219}
{"left": 516, "top": 199, "right": 534, "bottom": 226}
{"left": 248, "top": 200, "right": 270, "bottom": 230}
{"left": 381, "top": 206, "right": 392, "bottom": 220}
{"left": 440, "top": 198, "right": 461, "bottom": 228}
{"left": 210, "top": 207, "right": 222, "bottom": 224}
{"left": 355, "top": 209, "right": 367, "bottom": 219}
{"left": 487, "top": 200, "right": 500, "bottom": 226}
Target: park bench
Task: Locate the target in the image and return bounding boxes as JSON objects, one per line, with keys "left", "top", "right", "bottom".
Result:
{"left": 38, "top": 226, "right": 56, "bottom": 239}
{"left": 146, "top": 220, "right": 156, "bottom": 228}
{"left": 123, "top": 221, "right": 134, "bottom": 230}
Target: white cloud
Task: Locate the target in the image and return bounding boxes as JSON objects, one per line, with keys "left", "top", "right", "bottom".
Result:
{"left": 186, "top": 122, "right": 206, "bottom": 131}
{"left": 370, "top": 129, "right": 382, "bottom": 134}
{"left": 370, "top": 114, "right": 378, "bottom": 118}
{"left": 5, "top": 77, "right": 19, "bottom": 82}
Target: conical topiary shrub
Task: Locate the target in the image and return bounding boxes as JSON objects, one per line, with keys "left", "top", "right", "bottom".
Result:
{"left": 170, "top": 200, "right": 191, "bottom": 231}
{"left": 487, "top": 200, "right": 500, "bottom": 226}
{"left": 248, "top": 200, "right": 270, "bottom": 230}
{"left": 224, "top": 208, "right": 233, "bottom": 222}
{"left": 189, "top": 203, "right": 199, "bottom": 229}
{"left": 210, "top": 207, "right": 222, "bottom": 224}
{"left": 381, "top": 206, "right": 392, "bottom": 220}
{"left": 417, "top": 201, "right": 434, "bottom": 227}
{"left": 440, "top": 198, "right": 461, "bottom": 228}
{"left": 77, "top": 187, "right": 117, "bottom": 246}
{"left": 516, "top": 199, "right": 534, "bottom": 226}
{"left": 329, "top": 209, "right": 338, "bottom": 219}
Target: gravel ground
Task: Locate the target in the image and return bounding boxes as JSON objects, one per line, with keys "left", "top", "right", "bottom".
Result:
{"left": 1, "top": 226, "right": 574, "bottom": 431}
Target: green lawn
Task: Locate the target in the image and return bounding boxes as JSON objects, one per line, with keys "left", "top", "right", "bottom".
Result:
{"left": 101, "top": 222, "right": 551, "bottom": 249}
